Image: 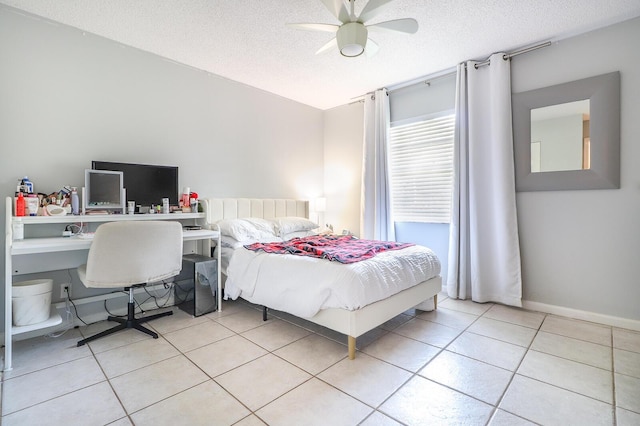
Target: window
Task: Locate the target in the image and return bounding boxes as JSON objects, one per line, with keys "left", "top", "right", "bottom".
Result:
{"left": 388, "top": 112, "right": 455, "bottom": 223}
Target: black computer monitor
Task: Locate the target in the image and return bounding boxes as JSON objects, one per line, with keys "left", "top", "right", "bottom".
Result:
{"left": 91, "top": 161, "right": 179, "bottom": 208}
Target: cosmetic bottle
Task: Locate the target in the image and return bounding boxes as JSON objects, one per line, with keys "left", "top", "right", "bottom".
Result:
{"left": 71, "top": 187, "right": 79, "bottom": 215}
{"left": 16, "top": 192, "right": 25, "bottom": 217}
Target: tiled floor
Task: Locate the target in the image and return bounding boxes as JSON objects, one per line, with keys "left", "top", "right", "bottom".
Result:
{"left": 2, "top": 293, "right": 639, "bottom": 425}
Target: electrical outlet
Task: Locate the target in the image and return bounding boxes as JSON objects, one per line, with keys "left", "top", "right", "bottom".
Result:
{"left": 60, "top": 283, "right": 70, "bottom": 298}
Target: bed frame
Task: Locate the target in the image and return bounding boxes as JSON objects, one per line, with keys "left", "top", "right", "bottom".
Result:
{"left": 201, "top": 198, "right": 441, "bottom": 359}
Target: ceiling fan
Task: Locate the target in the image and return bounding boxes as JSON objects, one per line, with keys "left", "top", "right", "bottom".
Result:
{"left": 287, "top": 0, "right": 419, "bottom": 57}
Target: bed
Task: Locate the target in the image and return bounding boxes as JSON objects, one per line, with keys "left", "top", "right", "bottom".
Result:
{"left": 201, "top": 198, "right": 442, "bottom": 359}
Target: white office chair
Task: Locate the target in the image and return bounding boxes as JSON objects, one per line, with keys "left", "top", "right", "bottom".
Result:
{"left": 76, "top": 221, "right": 183, "bottom": 347}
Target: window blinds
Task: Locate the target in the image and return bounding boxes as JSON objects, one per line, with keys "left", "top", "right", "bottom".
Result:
{"left": 388, "top": 113, "right": 455, "bottom": 223}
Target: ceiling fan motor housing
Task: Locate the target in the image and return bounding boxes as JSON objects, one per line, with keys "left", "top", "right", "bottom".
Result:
{"left": 337, "top": 22, "right": 368, "bottom": 57}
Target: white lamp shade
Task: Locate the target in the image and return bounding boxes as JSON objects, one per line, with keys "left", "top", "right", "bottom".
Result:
{"left": 315, "top": 197, "right": 326, "bottom": 212}
{"left": 337, "top": 22, "right": 368, "bottom": 57}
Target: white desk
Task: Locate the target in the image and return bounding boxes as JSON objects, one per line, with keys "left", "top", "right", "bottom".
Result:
{"left": 4, "top": 197, "right": 221, "bottom": 372}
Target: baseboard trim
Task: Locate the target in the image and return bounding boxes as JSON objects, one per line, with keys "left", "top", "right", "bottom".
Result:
{"left": 523, "top": 300, "right": 640, "bottom": 332}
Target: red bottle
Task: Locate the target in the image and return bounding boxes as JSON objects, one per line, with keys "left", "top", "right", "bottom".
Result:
{"left": 16, "top": 192, "right": 25, "bottom": 217}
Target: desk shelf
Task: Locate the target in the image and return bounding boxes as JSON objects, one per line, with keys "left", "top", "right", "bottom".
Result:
{"left": 11, "top": 307, "right": 62, "bottom": 336}
{"left": 11, "top": 229, "right": 217, "bottom": 255}
{"left": 4, "top": 197, "right": 219, "bottom": 372}
{"left": 16, "top": 212, "right": 205, "bottom": 225}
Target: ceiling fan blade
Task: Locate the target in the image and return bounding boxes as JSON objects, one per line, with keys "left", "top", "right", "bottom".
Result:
{"left": 319, "top": 0, "right": 350, "bottom": 23}
{"left": 358, "top": 0, "right": 394, "bottom": 23}
{"left": 364, "top": 39, "right": 380, "bottom": 57}
{"left": 316, "top": 38, "right": 338, "bottom": 55}
{"left": 287, "top": 23, "right": 340, "bottom": 33}
{"left": 367, "top": 18, "right": 419, "bottom": 34}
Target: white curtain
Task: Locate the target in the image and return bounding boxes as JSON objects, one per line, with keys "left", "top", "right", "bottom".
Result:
{"left": 447, "top": 53, "right": 523, "bottom": 306}
{"left": 360, "top": 88, "right": 395, "bottom": 241}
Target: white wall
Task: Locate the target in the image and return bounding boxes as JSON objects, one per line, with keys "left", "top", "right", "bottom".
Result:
{"left": 323, "top": 103, "right": 364, "bottom": 236}
{"left": 323, "top": 17, "right": 640, "bottom": 324}
{"left": 0, "top": 6, "right": 324, "bottom": 332}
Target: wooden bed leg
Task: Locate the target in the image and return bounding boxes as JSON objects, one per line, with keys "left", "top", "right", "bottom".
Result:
{"left": 348, "top": 336, "right": 356, "bottom": 360}
{"left": 262, "top": 306, "right": 268, "bottom": 321}
{"left": 434, "top": 294, "right": 438, "bottom": 310}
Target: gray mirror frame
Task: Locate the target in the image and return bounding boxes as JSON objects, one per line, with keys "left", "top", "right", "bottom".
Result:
{"left": 513, "top": 72, "right": 620, "bottom": 191}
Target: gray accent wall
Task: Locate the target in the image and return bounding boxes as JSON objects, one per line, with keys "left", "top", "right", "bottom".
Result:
{"left": 512, "top": 17, "right": 640, "bottom": 321}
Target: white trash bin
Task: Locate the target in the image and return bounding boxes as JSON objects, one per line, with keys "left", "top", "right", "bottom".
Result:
{"left": 12, "top": 279, "right": 53, "bottom": 326}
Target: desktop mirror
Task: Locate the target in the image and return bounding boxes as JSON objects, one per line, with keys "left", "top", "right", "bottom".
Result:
{"left": 513, "top": 72, "right": 620, "bottom": 191}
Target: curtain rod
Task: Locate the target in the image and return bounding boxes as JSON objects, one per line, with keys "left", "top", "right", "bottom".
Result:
{"left": 382, "top": 40, "right": 552, "bottom": 95}
{"left": 475, "top": 40, "right": 552, "bottom": 69}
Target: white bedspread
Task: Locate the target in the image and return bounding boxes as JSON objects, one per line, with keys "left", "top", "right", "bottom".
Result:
{"left": 225, "top": 245, "right": 441, "bottom": 318}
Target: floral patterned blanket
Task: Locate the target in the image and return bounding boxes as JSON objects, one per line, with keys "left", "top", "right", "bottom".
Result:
{"left": 244, "top": 235, "right": 413, "bottom": 264}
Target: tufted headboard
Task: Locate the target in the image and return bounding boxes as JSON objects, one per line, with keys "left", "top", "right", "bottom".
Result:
{"left": 201, "top": 198, "right": 309, "bottom": 224}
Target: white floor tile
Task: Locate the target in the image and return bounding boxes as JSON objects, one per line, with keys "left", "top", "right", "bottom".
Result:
{"left": 617, "top": 407, "right": 640, "bottom": 426}
{"left": 500, "top": 375, "right": 613, "bottom": 425}
{"left": 95, "top": 337, "right": 179, "bottom": 378}
{"left": 233, "top": 414, "right": 268, "bottom": 426}
{"left": 2, "top": 382, "right": 125, "bottom": 426}
{"left": 214, "top": 307, "right": 268, "bottom": 333}
{"left": 318, "top": 353, "right": 412, "bottom": 407}
{"left": 130, "top": 380, "right": 250, "bottom": 425}
{"left": 106, "top": 418, "right": 133, "bottom": 426}
{"left": 273, "top": 333, "right": 347, "bottom": 374}
{"left": 615, "top": 373, "right": 640, "bottom": 413}
{"left": 110, "top": 355, "right": 208, "bottom": 413}
{"left": 186, "top": 334, "right": 268, "bottom": 377}
{"left": 488, "top": 409, "right": 536, "bottom": 425}
{"left": 2, "top": 356, "right": 105, "bottom": 415}
{"left": 517, "top": 350, "right": 613, "bottom": 403}
{"left": 146, "top": 308, "right": 209, "bottom": 334}
{"left": 162, "top": 320, "right": 234, "bottom": 352}
{"left": 4, "top": 329, "right": 92, "bottom": 379}
{"left": 482, "top": 304, "right": 546, "bottom": 329}
{"left": 419, "top": 350, "right": 513, "bottom": 405}
{"left": 540, "top": 315, "right": 611, "bottom": 346}
{"left": 256, "top": 378, "right": 372, "bottom": 426}
{"left": 393, "top": 317, "right": 461, "bottom": 348}
{"left": 416, "top": 306, "right": 479, "bottom": 329}
{"left": 467, "top": 317, "right": 537, "bottom": 347}
{"left": 447, "top": 331, "right": 527, "bottom": 371}
{"left": 241, "top": 318, "right": 311, "bottom": 351}
{"left": 613, "top": 328, "right": 640, "bottom": 353}
{"left": 4, "top": 299, "right": 633, "bottom": 426}
{"left": 380, "top": 375, "right": 494, "bottom": 425}
{"left": 215, "top": 354, "right": 311, "bottom": 410}
{"left": 531, "top": 330, "right": 612, "bottom": 370}
{"left": 614, "top": 348, "right": 640, "bottom": 378}
{"left": 360, "top": 410, "right": 404, "bottom": 425}
{"left": 362, "top": 332, "right": 440, "bottom": 372}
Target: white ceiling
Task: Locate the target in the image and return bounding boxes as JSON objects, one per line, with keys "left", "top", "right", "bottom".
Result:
{"left": 3, "top": 0, "right": 640, "bottom": 110}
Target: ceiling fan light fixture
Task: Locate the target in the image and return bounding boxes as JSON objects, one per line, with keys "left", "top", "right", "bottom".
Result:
{"left": 337, "top": 22, "right": 368, "bottom": 57}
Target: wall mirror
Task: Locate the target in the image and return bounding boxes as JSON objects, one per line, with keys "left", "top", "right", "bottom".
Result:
{"left": 513, "top": 72, "right": 620, "bottom": 191}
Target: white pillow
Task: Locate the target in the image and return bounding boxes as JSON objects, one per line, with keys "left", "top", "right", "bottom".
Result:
{"left": 271, "top": 217, "right": 318, "bottom": 237}
{"left": 281, "top": 230, "right": 318, "bottom": 240}
{"left": 220, "top": 234, "right": 282, "bottom": 248}
{"left": 216, "top": 218, "right": 277, "bottom": 242}
{"left": 219, "top": 236, "right": 245, "bottom": 249}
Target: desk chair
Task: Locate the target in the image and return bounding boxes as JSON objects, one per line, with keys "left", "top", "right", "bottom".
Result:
{"left": 77, "top": 221, "right": 183, "bottom": 347}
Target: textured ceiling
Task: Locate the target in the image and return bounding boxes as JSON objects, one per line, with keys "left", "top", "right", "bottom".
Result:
{"left": 2, "top": 0, "right": 640, "bottom": 110}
